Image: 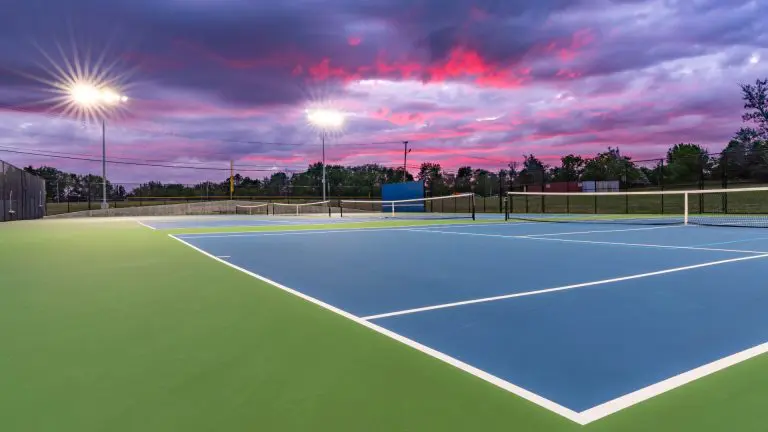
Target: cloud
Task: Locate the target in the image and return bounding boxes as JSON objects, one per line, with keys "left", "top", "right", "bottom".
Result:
{"left": 1, "top": 0, "right": 768, "bottom": 183}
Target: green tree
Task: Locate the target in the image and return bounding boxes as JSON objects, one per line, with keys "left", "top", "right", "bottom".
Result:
{"left": 748, "top": 140, "right": 768, "bottom": 181}
{"left": 550, "top": 154, "right": 584, "bottom": 182}
{"left": 665, "top": 143, "right": 710, "bottom": 183}
{"left": 417, "top": 162, "right": 447, "bottom": 195}
{"left": 473, "top": 169, "right": 492, "bottom": 196}
{"left": 516, "top": 155, "right": 548, "bottom": 185}
{"left": 582, "top": 147, "right": 641, "bottom": 184}
{"left": 455, "top": 166, "right": 473, "bottom": 193}
{"left": 722, "top": 127, "right": 759, "bottom": 180}
{"left": 740, "top": 78, "right": 768, "bottom": 138}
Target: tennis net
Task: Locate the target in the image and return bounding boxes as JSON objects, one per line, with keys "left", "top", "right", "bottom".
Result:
{"left": 271, "top": 200, "right": 331, "bottom": 217}
{"left": 235, "top": 203, "right": 270, "bottom": 215}
{"left": 505, "top": 186, "right": 768, "bottom": 227}
{"left": 340, "top": 193, "right": 475, "bottom": 220}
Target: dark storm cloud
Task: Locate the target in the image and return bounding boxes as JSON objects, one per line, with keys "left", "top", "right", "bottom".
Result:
{"left": 3, "top": 0, "right": 766, "bottom": 108}
{"left": 1, "top": 0, "right": 347, "bottom": 108}
{"left": 0, "top": 0, "right": 603, "bottom": 109}
{"left": 1, "top": 0, "right": 767, "bottom": 182}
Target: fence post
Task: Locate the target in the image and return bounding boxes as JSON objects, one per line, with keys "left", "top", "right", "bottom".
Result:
{"left": 698, "top": 156, "right": 705, "bottom": 211}
{"left": 20, "top": 169, "right": 25, "bottom": 220}
{"left": 721, "top": 152, "right": 728, "bottom": 213}
{"left": 0, "top": 161, "right": 5, "bottom": 222}
{"left": 498, "top": 172, "right": 503, "bottom": 214}
{"left": 659, "top": 159, "right": 665, "bottom": 214}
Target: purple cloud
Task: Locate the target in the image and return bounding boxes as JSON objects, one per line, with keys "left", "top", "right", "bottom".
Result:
{"left": 0, "top": 0, "right": 766, "bottom": 184}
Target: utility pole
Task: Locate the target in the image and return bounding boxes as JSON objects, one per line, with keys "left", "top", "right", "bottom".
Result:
{"left": 230, "top": 160, "right": 234, "bottom": 200}
{"left": 403, "top": 140, "right": 411, "bottom": 182}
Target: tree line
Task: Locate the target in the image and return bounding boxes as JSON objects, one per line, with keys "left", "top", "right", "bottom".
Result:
{"left": 24, "top": 77, "right": 768, "bottom": 201}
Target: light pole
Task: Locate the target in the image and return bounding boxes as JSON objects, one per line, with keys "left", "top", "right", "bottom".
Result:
{"left": 68, "top": 83, "right": 128, "bottom": 209}
{"left": 403, "top": 141, "right": 411, "bottom": 182}
{"left": 321, "top": 130, "right": 326, "bottom": 201}
{"left": 306, "top": 109, "right": 344, "bottom": 202}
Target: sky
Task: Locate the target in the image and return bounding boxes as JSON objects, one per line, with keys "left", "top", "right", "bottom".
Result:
{"left": 1, "top": 0, "right": 767, "bottom": 184}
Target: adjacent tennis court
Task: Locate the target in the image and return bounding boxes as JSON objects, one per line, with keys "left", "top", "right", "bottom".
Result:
{"left": 171, "top": 220, "right": 768, "bottom": 425}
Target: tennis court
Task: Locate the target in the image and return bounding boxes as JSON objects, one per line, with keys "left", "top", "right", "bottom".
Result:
{"left": 171, "top": 221, "right": 768, "bottom": 425}
{"left": 5, "top": 188, "right": 768, "bottom": 431}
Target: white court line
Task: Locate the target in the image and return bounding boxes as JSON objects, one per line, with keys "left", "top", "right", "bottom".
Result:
{"left": 404, "top": 228, "right": 768, "bottom": 254}
{"left": 149, "top": 219, "right": 398, "bottom": 230}
{"left": 519, "top": 235, "right": 768, "bottom": 254}
{"left": 362, "top": 252, "right": 768, "bottom": 321}
{"left": 134, "top": 219, "right": 157, "bottom": 230}
{"left": 168, "top": 234, "right": 585, "bottom": 425}
{"left": 692, "top": 236, "right": 768, "bottom": 247}
{"left": 580, "top": 342, "right": 768, "bottom": 423}
{"left": 523, "top": 225, "right": 685, "bottom": 237}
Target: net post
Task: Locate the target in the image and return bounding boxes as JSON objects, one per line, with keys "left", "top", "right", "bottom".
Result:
{"left": 721, "top": 154, "right": 728, "bottom": 213}
{"left": 684, "top": 192, "right": 689, "bottom": 225}
{"left": 471, "top": 194, "right": 476, "bottom": 220}
{"left": 391, "top": 201, "right": 395, "bottom": 217}
{"left": 625, "top": 192, "right": 629, "bottom": 214}
{"left": 328, "top": 201, "right": 331, "bottom": 217}
{"left": 504, "top": 195, "right": 509, "bottom": 221}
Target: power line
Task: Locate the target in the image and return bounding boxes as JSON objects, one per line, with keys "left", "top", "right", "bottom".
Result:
{"left": 0, "top": 146, "right": 423, "bottom": 174}
{"left": 0, "top": 148, "right": 282, "bottom": 173}
{"left": 0, "top": 143, "right": 309, "bottom": 170}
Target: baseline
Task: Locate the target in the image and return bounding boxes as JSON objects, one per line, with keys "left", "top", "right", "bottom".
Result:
{"left": 579, "top": 342, "right": 768, "bottom": 423}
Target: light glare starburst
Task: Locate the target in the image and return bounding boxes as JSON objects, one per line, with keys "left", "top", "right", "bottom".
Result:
{"left": 5, "top": 27, "right": 138, "bottom": 125}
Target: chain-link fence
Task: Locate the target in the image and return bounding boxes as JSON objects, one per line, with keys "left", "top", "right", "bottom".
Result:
{"left": 504, "top": 149, "right": 768, "bottom": 194}
{"left": 1, "top": 160, "right": 47, "bottom": 222}
{"left": 43, "top": 181, "right": 378, "bottom": 216}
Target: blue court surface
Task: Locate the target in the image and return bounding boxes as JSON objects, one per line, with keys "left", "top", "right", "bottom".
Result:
{"left": 138, "top": 213, "right": 502, "bottom": 230}
{"left": 171, "top": 222, "right": 768, "bottom": 423}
